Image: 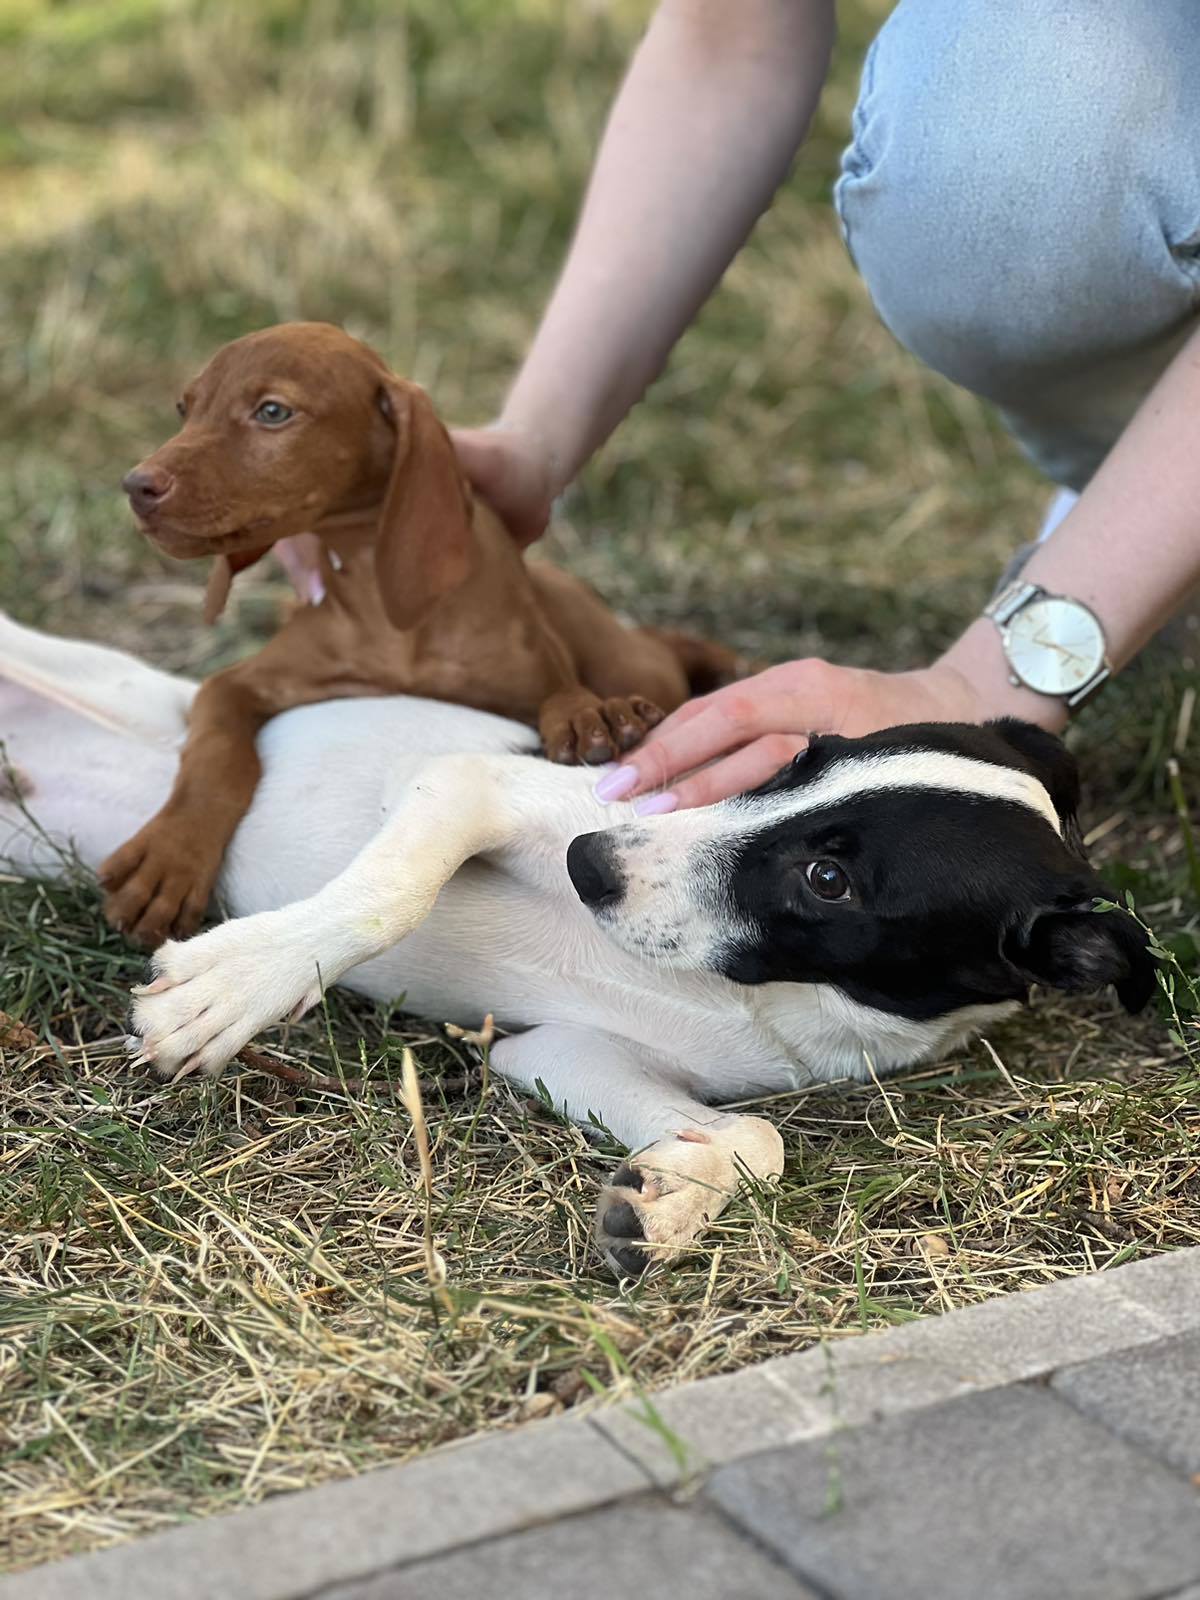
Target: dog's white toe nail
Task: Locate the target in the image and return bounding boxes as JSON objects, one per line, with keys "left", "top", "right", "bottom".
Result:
{"left": 132, "top": 975, "right": 172, "bottom": 997}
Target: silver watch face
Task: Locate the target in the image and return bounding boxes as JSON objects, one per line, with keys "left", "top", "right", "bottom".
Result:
{"left": 1005, "top": 597, "right": 1105, "bottom": 696}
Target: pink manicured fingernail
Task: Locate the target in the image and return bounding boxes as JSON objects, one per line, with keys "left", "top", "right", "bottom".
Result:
{"left": 594, "top": 765, "right": 639, "bottom": 803}
{"left": 633, "top": 792, "right": 677, "bottom": 817}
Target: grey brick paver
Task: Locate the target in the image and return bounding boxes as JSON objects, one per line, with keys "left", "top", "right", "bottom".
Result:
{"left": 1052, "top": 1331, "right": 1200, "bottom": 1477}
{"left": 706, "top": 1384, "right": 1200, "bottom": 1600}
{"left": 592, "top": 1363, "right": 829, "bottom": 1486}
{"left": 1110, "top": 1250, "right": 1200, "bottom": 1332}
{"left": 321, "top": 1498, "right": 818, "bottom": 1600}
{"left": 767, "top": 1262, "right": 1172, "bottom": 1399}
{"left": 599, "top": 1252, "right": 1200, "bottom": 1487}
{"left": 6, "top": 1249, "right": 1200, "bottom": 1600}
{"left": 0, "top": 1416, "right": 647, "bottom": 1600}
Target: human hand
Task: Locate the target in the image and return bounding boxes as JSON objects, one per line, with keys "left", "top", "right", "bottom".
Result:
{"left": 451, "top": 424, "right": 555, "bottom": 548}
{"left": 592, "top": 657, "right": 987, "bottom": 813}
{"left": 273, "top": 423, "right": 556, "bottom": 597}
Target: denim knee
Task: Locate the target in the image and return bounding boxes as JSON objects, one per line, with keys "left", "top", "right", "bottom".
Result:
{"left": 836, "top": 0, "right": 1200, "bottom": 413}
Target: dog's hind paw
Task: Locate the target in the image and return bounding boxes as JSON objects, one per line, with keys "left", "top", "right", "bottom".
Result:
{"left": 594, "top": 1116, "right": 784, "bottom": 1277}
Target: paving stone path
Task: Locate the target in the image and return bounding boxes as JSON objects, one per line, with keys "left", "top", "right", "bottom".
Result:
{"left": 6, "top": 1249, "right": 1200, "bottom": 1600}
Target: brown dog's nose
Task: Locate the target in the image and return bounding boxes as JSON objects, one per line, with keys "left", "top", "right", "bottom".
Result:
{"left": 122, "top": 466, "right": 175, "bottom": 516}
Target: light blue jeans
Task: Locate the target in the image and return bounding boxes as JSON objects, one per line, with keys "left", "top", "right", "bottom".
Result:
{"left": 834, "top": 0, "right": 1200, "bottom": 491}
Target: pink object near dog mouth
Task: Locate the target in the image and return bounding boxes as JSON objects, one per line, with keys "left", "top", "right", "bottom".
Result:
{"left": 272, "top": 536, "right": 327, "bottom": 605}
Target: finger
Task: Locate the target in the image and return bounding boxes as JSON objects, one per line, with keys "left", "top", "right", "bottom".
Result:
{"left": 635, "top": 689, "right": 721, "bottom": 748}
{"left": 451, "top": 428, "right": 548, "bottom": 547}
{"left": 611, "top": 686, "right": 812, "bottom": 795}
{"left": 666, "top": 735, "right": 809, "bottom": 811}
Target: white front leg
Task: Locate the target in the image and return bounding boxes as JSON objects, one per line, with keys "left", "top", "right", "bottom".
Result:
{"left": 492, "top": 1025, "right": 785, "bottom": 1277}
{"left": 130, "top": 753, "right": 553, "bottom": 1076}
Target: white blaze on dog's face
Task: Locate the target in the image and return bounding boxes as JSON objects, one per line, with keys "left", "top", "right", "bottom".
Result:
{"left": 567, "top": 720, "right": 1154, "bottom": 1023}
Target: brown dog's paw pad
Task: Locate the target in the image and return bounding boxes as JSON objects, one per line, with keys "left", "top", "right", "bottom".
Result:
{"left": 604, "top": 697, "right": 666, "bottom": 752}
{"left": 603, "top": 705, "right": 643, "bottom": 753}
{"left": 579, "top": 710, "right": 617, "bottom": 765}
{"left": 544, "top": 732, "right": 578, "bottom": 764}
{"left": 629, "top": 697, "right": 665, "bottom": 730}
{"left": 563, "top": 708, "right": 614, "bottom": 766}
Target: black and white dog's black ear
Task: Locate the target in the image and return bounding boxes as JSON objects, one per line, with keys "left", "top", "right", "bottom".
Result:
{"left": 1004, "top": 899, "right": 1156, "bottom": 1013}
{"left": 988, "top": 718, "right": 1085, "bottom": 855}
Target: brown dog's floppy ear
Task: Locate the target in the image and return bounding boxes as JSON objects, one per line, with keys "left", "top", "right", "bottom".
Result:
{"left": 203, "top": 546, "right": 273, "bottom": 626}
{"left": 374, "top": 379, "right": 476, "bottom": 632}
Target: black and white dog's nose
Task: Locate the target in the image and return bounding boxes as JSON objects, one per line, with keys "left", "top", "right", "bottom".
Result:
{"left": 567, "top": 832, "right": 626, "bottom": 910}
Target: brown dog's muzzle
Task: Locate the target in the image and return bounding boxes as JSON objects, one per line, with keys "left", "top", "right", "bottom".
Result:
{"left": 122, "top": 465, "right": 175, "bottom": 518}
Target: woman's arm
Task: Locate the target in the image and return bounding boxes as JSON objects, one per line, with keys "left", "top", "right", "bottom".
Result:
{"left": 458, "top": 0, "right": 836, "bottom": 541}
{"left": 601, "top": 321, "right": 1200, "bottom": 812}
{"left": 938, "top": 330, "right": 1200, "bottom": 721}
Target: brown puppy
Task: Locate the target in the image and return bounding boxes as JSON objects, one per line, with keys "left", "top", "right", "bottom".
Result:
{"left": 102, "top": 322, "right": 738, "bottom": 945}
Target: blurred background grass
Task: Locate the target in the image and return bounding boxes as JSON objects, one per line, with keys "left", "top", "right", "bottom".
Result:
{"left": 1, "top": 0, "right": 1059, "bottom": 666}
{"left": 1, "top": 0, "right": 1197, "bottom": 1574}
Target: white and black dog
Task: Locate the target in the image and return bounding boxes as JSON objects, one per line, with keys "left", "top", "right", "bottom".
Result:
{"left": 0, "top": 611, "right": 1152, "bottom": 1273}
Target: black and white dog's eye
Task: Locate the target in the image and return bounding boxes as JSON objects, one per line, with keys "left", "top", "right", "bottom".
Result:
{"left": 806, "top": 859, "right": 851, "bottom": 901}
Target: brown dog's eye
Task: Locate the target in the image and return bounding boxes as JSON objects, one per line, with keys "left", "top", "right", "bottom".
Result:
{"left": 253, "top": 400, "right": 294, "bottom": 426}
{"left": 806, "top": 859, "right": 851, "bottom": 902}
{"left": 175, "top": 400, "right": 186, "bottom": 418}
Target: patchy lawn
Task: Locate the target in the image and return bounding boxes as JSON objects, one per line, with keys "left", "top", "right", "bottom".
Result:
{"left": 1, "top": 0, "right": 1197, "bottom": 1575}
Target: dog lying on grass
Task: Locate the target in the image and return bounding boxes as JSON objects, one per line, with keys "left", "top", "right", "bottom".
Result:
{"left": 102, "top": 322, "right": 737, "bottom": 947}
{"left": 0, "top": 611, "right": 1153, "bottom": 1274}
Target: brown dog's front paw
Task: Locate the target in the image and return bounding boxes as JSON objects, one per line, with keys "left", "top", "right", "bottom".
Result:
{"left": 601, "top": 695, "right": 664, "bottom": 756}
{"left": 543, "top": 695, "right": 666, "bottom": 766}
{"left": 100, "top": 823, "right": 216, "bottom": 947}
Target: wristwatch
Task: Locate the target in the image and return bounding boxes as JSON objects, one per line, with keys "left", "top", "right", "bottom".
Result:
{"left": 984, "top": 581, "right": 1111, "bottom": 709}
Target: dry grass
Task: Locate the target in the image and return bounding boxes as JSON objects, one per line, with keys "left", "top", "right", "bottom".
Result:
{"left": 1, "top": 0, "right": 1198, "bottom": 1576}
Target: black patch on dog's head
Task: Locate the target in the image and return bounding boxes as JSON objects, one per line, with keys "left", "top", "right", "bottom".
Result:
{"left": 717, "top": 721, "right": 1153, "bottom": 1018}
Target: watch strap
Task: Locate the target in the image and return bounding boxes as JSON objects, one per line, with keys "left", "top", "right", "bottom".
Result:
{"left": 984, "top": 580, "right": 1042, "bottom": 627}
{"left": 1064, "top": 664, "right": 1110, "bottom": 709}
